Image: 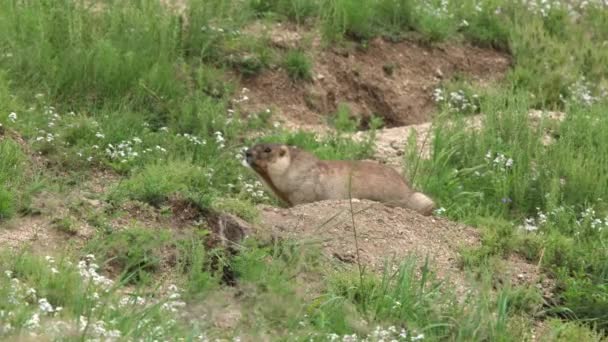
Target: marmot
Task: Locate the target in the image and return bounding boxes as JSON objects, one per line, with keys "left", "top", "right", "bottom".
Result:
{"left": 242, "top": 143, "right": 436, "bottom": 216}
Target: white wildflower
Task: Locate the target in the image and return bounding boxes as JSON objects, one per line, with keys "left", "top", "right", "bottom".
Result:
{"left": 8, "top": 112, "right": 17, "bottom": 122}
{"left": 78, "top": 316, "right": 88, "bottom": 332}
{"left": 24, "top": 313, "right": 40, "bottom": 330}
{"left": 434, "top": 207, "right": 447, "bottom": 216}
{"left": 412, "top": 333, "right": 425, "bottom": 341}
{"left": 38, "top": 298, "right": 54, "bottom": 313}
{"left": 25, "top": 287, "right": 37, "bottom": 299}
{"left": 537, "top": 211, "right": 547, "bottom": 225}
{"left": 521, "top": 217, "right": 538, "bottom": 232}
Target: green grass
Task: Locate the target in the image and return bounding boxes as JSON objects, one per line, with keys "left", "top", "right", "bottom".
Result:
{"left": 1, "top": 0, "right": 608, "bottom": 340}
{"left": 409, "top": 87, "right": 608, "bottom": 329}
{"left": 0, "top": 139, "right": 28, "bottom": 220}
{"left": 284, "top": 49, "right": 313, "bottom": 81}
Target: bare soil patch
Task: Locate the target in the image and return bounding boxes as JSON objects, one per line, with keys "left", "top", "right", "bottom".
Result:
{"left": 236, "top": 24, "right": 510, "bottom": 129}
{"left": 257, "top": 199, "right": 480, "bottom": 291}
{"left": 256, "top": 199, "right": 556, "bottom": 297}
{"left": 0, "top": 217, "right": 61, "bottom": 250}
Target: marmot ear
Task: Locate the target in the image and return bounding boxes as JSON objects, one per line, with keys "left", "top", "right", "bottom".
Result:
{"left": 279, "top": 146, "right": 287, "bottom": 157}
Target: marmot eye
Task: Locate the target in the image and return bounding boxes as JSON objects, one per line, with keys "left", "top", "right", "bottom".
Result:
{"left": 264, "top": 147, "right": 272, "bottom": 153}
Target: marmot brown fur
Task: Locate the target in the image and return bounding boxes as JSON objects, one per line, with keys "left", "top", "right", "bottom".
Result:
{"left": 243, "top": 143, "right": 436, "bottom": 216}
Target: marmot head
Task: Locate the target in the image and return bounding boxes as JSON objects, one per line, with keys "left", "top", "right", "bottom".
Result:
{"left": 243, "top": 143, "right": 291, "bottom": 176}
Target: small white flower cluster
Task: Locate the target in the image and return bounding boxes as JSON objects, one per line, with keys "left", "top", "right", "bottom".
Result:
{"left": 244, "top": 180, "right": 266, "bottom": 199}
{"left": 520, "top": 205, "right": 607, "bottom": 233}
{"left": 160, "top": 284, "right": 186, "bottom": 313}
{"left": 38, "top": 298, "right": 57, "bottom": 314}
{"left": 105, "top": 139, "right": 141, "bottom": 162}
{"left": 432, "top": 88, "right": 479, "bottom": 113}
{"left": 522, "top": 0, "right": 560, "bottom": 17}
{"left": 325, "top": 325, "right": 424, "bottom": 341}
{"left": 105, "top": 139, "right": 167, "bottom": 163}
{"left": 236, "top": 175, "right": 268, "bottom": 201}
{"left": 449, "top": 90, "right": 478, "bottom": 113}
{"left": 23, "top": 313, "right": 40, "bottom": 330}
{"left": 579, "top": 207, "right": 607, "bottom": 231}
{"left": 485, "top": 150, "right": 514, "bottom": 171}
{"left": 523, "top": 0, "right": 608, "bottom": 18}
{"left": 8, "top": 112, "right": 17, "bottom": 123}
{"left": 371, "top": 325, "right": 424, "bottom": 341}
{"left": 567, "top": 76, "right": 598, "bottom": 106}
{"left": 7, "top": 278, "right": 43, "bottom": 313}
{"left": 520, "top": 217, "right": 539, "bottom": 232}
{"left": 5, "top": 274, "right": 63, "bottom": 334}
{"left": 43, "top": 106, "right": 61, "bottom": 128}
{"left": 434, "top": 207, "right": 447, "bottom": 216}
{"left": 417, "top": 0, "right": 452, "bottom": 19}
{"left": 116, "top": 284, "right": 186, "bottom": 321}
{"left": 214, "top": 131, "right": 225, "bottom": 148}
{"left": 79, "top": 315, "right": 121, "bottom": 341}
{"left": 232, "top": 87, "right": 250, "bottom": 104}
{"left": 30, "top": 106, "right": 65, "bottom": 142}
{"left": 235, "top": 146, "right": 249, "bottom": 164}
{"left": 45, "top": 255, "right": 60, "bottom": 274}
{"left": 520, "top": 205, "right": 564, "bottom": 232}
{"left": 432, "top": 88, "right": 445, "bottom": 102}
{"left": 177, "top": 133, "right": 206, "bottom": 146}
{"left": 34, "top": 129, "right": 57, "bottom": 143}
{"left": 77, "top": 254, "right": 114, "bottom": 290}
{"left": 6, "top": 256, "right": 129, "bottom": 339}
{"left": 200, "top": 25, "right": 240, "bottom": 36}
{"left": 118, "top": 295, "right": 147, "bottom": 308}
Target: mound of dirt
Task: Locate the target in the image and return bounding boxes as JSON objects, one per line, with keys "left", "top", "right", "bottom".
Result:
{"left": 236, "top": 25, "right": 510, "bottom": 129}
{"left": 256, "top": 199, "right": 555, "bottom": 298}
{"left": 257, "top": 199, "right": 480, "bottom": 285}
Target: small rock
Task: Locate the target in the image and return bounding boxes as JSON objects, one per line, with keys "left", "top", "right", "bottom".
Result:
{"left": 304, "top": 88, "right": 330, "bottom": 113}
{"left": 86, "top": 199, "right": 101, "bottom": 207}
{"left": 435, "top": 67, "right": 444, "bottom": 78}
{"left": 389, "top": 140, "right": 402, "bottom": 150}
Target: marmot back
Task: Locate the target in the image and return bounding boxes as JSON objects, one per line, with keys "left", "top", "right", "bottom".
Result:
{"left": 243, "top": 143, "right": 435, "bottom": 216}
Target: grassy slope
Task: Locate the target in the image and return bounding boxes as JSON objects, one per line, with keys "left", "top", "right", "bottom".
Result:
{"left": 0, "top": 0, "right": 607, "bottom": 340}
